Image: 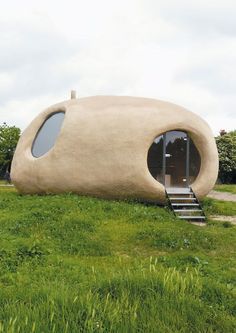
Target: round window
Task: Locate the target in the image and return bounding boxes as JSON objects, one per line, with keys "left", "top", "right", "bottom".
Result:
{"left": 32, "top": 112, "right": 65, "bottom": 158}
{"left": 147, "top": 131, "right": 201, "bottom": 187}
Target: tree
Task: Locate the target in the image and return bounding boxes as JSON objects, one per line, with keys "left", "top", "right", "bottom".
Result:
{"left": 216, "top": 130, "right": 236, "bottom": 183}
{"left": 0, "top": 123, "right": 21, "bottom": 178}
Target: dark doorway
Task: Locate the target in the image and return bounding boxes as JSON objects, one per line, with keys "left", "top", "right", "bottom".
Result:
{"left": 147, "top": 131, "right": 201, "bottom": 188}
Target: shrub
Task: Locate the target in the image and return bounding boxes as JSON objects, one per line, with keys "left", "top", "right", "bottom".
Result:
{"left": 216, "top": 130, "right": 236, "bottom": 183}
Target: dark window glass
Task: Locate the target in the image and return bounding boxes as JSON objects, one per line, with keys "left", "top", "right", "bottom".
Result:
{"left": 189, "top": 138, "right": 201, "bottom": 184}
{"left": 32, "top": 112, "right": 65, "bottom": 158}
{"left": 148, "top": 131, "right": 201, "bottom": 188}
{"left": 165, "top": 131, "right": 187, "bottom": 187}
{"left": 147, "top": 135, "right": 164, "bottom": 183}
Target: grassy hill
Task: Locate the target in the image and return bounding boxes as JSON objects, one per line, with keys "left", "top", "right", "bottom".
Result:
{"left": 0, "top": 187, "right": 235, "bottom": 332}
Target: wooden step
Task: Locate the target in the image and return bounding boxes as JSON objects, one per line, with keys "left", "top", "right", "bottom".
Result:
{"left": 171, "top": 203, "right": 199, "bottom": 206}
{"left": 169, "top": 197, "right": 196, "bottom": 201}
{"left": 166, "top": 188, "right": 191, "bottom": 194}
{"left": 166, "top": 191, "right": 193, "bottom": 195}
{"left": 169, "top": 194, "right": 194, "bottom": 198}
{"left": 174, "top": 209, "right": 201, "bottom": 212}
{"left": 179, "top": 216, "right": 205, "bottom": 220}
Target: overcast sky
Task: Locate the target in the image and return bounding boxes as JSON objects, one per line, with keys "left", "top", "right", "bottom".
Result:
{"left": 0, "top": 0, "right": 235, "bottom": 134}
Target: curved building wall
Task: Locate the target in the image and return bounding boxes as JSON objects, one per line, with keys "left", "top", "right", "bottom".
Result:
{"left": 11, "top": 96, "right": 219, "bottom": 204}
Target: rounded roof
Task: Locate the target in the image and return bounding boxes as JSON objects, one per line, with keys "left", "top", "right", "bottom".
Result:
{"left": 11, "top": 96, "right": 219, "bottom": 202}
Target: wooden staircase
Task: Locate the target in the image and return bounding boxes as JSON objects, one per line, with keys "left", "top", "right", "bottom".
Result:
{"left": 166, "top": 187, "right": 206, "bottom": 223}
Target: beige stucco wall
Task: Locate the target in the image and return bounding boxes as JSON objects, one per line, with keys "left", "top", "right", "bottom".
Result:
{"left": 11, "top": 96, "right": 219, "bottom": 204}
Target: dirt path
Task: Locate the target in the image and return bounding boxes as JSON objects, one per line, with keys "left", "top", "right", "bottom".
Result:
{"left": 207, "top": 190, "right": 236, "bottom": 202}
{"left": 207, "top": 190, "right": 236, "bottom": 226}
{"left": 209, "top": 215, "right": 236, "bottom": 225}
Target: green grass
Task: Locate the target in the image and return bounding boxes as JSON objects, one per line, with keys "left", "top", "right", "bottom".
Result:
{"left": 0, "top": 187, "right": 235, "bottom": 332}
{"left": 0, "top": 180, "right": 11, "bottom": 184}
{"left": 202, "top": 197, "right": 236, "bottom": 216}
{"left": 214, "top": 184, "right": 236, "bottom": 194}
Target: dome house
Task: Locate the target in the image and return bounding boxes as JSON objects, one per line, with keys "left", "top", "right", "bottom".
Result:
{"left": 11, "top": 92, "right": 218, "bottom": 208}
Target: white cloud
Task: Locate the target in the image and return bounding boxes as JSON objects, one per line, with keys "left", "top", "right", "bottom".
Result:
{"left": 0, "top": 0, "right": 235, "bottom": 134}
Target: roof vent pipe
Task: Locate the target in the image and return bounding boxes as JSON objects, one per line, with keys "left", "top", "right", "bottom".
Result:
{"left": 71, "top": 90, "right": 77, "bottom": 99}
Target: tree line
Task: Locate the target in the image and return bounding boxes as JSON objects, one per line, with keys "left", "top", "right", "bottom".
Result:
{"left": 0, "top": 123, "right": 235, "bottom": 184}
{"left": 0, "top": 123, "right": 20, "bottom": 180}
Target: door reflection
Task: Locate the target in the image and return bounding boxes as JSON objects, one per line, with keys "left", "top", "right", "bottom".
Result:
{"left": 165, "top": 131, "right": 187, "bottom": 187}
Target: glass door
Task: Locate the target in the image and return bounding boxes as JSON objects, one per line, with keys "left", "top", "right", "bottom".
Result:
{"left": 164, "top": 131, "right": 188, "bottom": 188}
{"left": 147, "top": 130, "right": 201, "bottom": 188}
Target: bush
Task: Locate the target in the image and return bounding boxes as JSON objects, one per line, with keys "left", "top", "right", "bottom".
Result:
{"left": 0, "top": 122, "right": 20, "bottom": 178}
{"left": 216, "top": 130, "right": 236, "bottom": 183}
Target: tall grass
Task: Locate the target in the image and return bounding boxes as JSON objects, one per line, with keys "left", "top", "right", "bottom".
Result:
{"left": 0, "top": 260, "right": 234, "bottom": 333}
{"left": 0, "top": 188, "right": 235, "bottom": 332}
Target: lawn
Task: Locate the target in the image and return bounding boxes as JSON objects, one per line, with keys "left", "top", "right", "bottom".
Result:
{"left": 202, "top": 197, "right": 236, "bottom": 216}
{"left": 214, "top": 184, "right": 236, "bottom": 194}
{"left": 0, "top": 187, "right": 235, "bottom": 332}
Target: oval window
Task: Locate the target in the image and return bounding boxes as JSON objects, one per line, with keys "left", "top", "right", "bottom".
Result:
{"left": 32, "top": 112, "right": 65, "bottom": 158}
